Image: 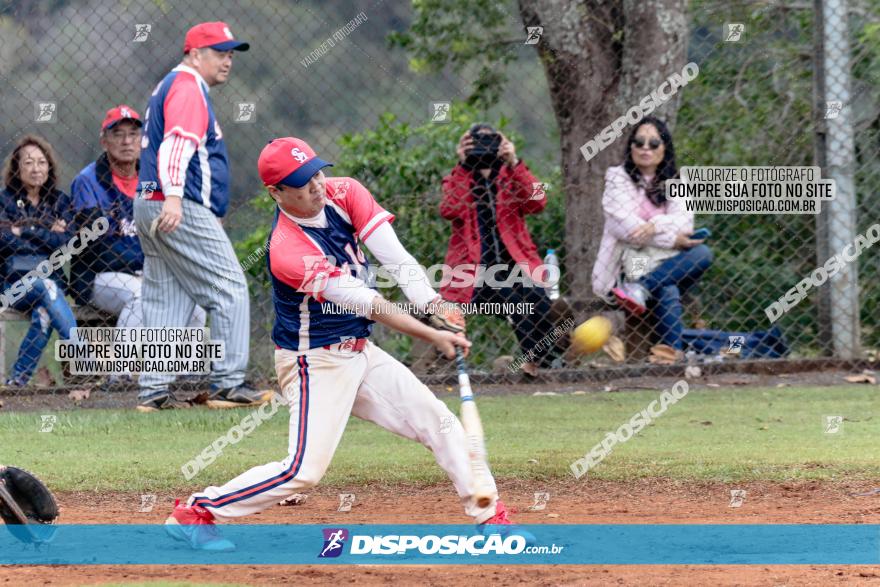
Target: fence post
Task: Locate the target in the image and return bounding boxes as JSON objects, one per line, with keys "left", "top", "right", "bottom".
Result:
{"left": 0, "top": 321, "right": 6, "bottom": 382}
{"left": 817, "top": 0, "right": 860, "bottom": 358}
{"left": 812, "top": 0, "right": 833, "bottom": 356}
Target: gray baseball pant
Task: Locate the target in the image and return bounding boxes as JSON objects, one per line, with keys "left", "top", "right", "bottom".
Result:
{"left": 133, "top": 197, "right": 250, "bottom": 397}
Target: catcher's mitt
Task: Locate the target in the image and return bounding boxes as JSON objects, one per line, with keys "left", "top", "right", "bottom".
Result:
{"left": 0, "top": 466, "right": 59, "bottom": 544}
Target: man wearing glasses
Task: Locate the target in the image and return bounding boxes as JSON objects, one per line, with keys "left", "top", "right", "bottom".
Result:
{"left": 70, "top": 105, "right": 207, "bottom": 387}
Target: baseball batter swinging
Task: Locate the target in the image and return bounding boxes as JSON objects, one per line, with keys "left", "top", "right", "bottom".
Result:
{"left": 165, "top": 137, "right": 522, "bottom": 551}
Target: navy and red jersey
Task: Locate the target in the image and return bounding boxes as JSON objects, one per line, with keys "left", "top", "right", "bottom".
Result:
{"left": 268, "top": 177, "right": 394, "bottom": 351}
{"left": 138, "top": 64, "right": 231, "bottom": 217}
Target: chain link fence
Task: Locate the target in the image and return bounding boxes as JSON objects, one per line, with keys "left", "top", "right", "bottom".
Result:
{"left": 0, "top": 0, "right": 877, "bottom": 391}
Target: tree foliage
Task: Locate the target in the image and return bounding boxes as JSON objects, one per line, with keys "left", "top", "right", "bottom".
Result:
{"left": 387, "top": 0, "right": 523, "bottom": 108}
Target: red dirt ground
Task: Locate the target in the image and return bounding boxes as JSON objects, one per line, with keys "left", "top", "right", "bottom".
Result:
{"left": 3, "top": 479, "right": 880, "bottom": 585}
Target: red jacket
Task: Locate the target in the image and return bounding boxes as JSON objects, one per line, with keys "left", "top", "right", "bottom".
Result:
{"left": 439, "top": 161, "right": 546, "bottom": 303}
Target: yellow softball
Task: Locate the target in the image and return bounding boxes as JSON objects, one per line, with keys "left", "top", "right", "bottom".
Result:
{"left": 571, "top": 316, "right": 613, "bottom": 355}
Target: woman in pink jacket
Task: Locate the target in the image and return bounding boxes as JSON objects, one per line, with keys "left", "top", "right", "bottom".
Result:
{"left": 591, "top": 116, "right": 713, "bottom": 350}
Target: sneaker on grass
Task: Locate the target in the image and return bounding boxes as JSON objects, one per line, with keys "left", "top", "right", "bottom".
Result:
{"left": 136, "top": 390, "right": 190, "bottom": 413}
{"left": 206, "top": 383, "right": 273, "bottom": 409}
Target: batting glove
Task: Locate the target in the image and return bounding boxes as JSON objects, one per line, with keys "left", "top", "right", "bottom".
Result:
{"left": 425, "top": 295, "right": 465, "bottom": 333}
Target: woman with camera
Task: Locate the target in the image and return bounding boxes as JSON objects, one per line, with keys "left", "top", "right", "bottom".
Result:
{"left": 0, "top": 135, "right": 77, "bottom": 387}
{"left": 439, "top": 123, "right": 559, "bottom": 375}
{"left": 592, "top": 116, "right": 713, "bottom": 352}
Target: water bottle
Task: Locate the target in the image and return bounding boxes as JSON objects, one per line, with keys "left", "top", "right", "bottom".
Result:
{"left": 543, "top": 249, "right": 560, "bottom": 300}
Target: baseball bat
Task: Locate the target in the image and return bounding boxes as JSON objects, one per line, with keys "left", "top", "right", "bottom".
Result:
{"left": 454, "top": 347, "right": 493, "bottom": 508}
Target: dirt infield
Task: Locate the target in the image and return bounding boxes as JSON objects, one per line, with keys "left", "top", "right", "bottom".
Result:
{"left": 4, "top": 479, "right": 880, "bottom": 585}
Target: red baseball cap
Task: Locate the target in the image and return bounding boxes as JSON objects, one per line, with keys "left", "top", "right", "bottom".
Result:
{"left": 258, "top": 137, "right": 333, "bottom": 188}
{"left": 183, "top": 21, "right": 250, "bottom": 53}
{"left": 101, "top": 105, "right": 142, "bottom": 132}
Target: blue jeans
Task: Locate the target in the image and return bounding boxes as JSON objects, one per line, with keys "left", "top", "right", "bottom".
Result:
{"left": 639, "top": 244, "right": 713, "bottom": 350}
{"left": 8, "top": 278, "right": 76, "bottom": 384}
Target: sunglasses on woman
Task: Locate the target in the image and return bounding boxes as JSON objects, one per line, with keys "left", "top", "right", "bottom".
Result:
{"left": 631, "top": 137, "right": 662, "bottom": 150}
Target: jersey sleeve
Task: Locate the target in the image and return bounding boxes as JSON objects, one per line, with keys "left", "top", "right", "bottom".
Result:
{"left": 268, "top": 221, "right": 342, "bottom": 303}
{"left": 163, "top": 74, "right": 209, "bottom": 144}
{"left": 363, "top": 221, "right": 437, "bottom": 310}
{"left": 158, "top": 75, "right": 206, "bottom": 197}
{"left": 332, "top": 178, "right": 394, "bottom": 241}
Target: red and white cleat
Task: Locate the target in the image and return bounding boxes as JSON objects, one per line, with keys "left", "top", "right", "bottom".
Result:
{"left": 164, "top": 499, "right": 235, "bottom": 552}
{"left": 478, "top": 500, "right": 536, "bottom": 545}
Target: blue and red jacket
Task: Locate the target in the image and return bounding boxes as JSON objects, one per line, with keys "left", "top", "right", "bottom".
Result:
{"left": 138, "top": 64, "right": 230, "bottom": 217}
{"left": 70, "top": 153, "right": 144, "bottom": 305}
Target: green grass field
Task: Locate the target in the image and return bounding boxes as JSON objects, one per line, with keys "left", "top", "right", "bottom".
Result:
{"left": 2, "top": 385, "right": 878, "bottom": 492}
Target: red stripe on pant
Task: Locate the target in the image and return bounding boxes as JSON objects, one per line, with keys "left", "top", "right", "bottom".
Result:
{"left": 192, "top": 356, "right": 310, "bottom": 509}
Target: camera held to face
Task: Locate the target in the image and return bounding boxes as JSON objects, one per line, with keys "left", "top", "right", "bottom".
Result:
{"left": 464, "top": 126, "right": 501, "bottom": 170}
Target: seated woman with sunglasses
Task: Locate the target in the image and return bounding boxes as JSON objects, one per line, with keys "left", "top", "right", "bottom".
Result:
{"left": 0, "top": 135, "right": 77, "bottom": 387}
{"left": 591, "top": 116, "right": 713, "bottom": 352}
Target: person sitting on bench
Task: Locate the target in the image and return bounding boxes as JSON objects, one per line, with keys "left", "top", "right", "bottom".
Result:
{"left": 0, "top": 135, "right": 77, "bottom": 387}
{"left": 592, "top": 116, "right": 713, "bottom": 352}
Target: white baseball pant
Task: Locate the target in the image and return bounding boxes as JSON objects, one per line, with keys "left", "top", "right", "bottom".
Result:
{"left": 189, "top": 340, "right": 499, "bottom": 523}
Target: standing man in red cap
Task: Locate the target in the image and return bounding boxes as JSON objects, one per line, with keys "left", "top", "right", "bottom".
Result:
{"left": 164, "top": 137, "right": 530, "bottom": 552}
{"left": 70, "top": 105, "right": 207, "bottom": 390}
{"left": 134, "top": 22, "right": 269, "bottom": 411}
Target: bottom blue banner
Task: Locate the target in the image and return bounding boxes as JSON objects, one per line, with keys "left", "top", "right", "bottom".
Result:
{"left": 0, "top": 524, "right": 877, "bottom": 565}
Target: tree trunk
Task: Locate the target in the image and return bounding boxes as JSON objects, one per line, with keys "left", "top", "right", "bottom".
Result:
{"left": 519, "top": 0, "right": 688, "bottom": 305}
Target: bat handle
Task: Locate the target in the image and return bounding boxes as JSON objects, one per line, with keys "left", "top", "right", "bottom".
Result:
{"left": 454, "top": 346, "right": 473, "bottom": 401}
{"left": 454, "top": 346, "right": 466, "bottom": 374}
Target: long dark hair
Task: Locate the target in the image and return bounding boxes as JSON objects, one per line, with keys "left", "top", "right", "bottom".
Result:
{"left": 623, "top": 117, "right": 677, "bottom": 205}
{"left": 3, "top": 134, "right": 60, "bottom": 206}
